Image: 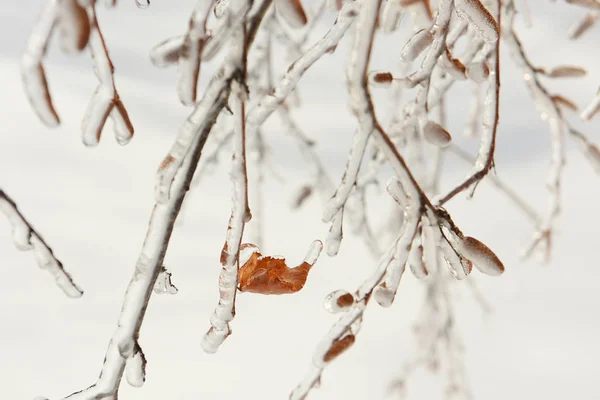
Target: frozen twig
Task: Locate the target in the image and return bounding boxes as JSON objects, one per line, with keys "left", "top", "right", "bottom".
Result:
{"left": 154, "top": 0, "right": 257, "bottom": 203}
{"left": 82, "top": 4, "right": 133, "bottom": 146}
{"left": 0, "top": 189, "right": 83, "bottom": 298}
{"left": 291, "top": 0, "right": 505, "bottom": 397}
{"left": 247, "top": 1, "right": 361, "bottom": 130}
{"left": 502, "top": 0, "right": 575, "bottom": 259}
{"left": 437, "top": 1, "right": 501, "bottom": 205}
{"left": 22, "top": 0, "right": 133, "bottom": 145}
{"left": 202, "top": 76, "right": 252, "bottom": 353}
{"left": 446, "top": 145, "right": 541, "bottom": 224}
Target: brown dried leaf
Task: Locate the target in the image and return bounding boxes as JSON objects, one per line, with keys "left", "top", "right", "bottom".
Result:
{"left": 552, "top": 95, "right": 578, "bottom": 112}
{"left": 238, "top": 245, "right": 317, "bottom": 295}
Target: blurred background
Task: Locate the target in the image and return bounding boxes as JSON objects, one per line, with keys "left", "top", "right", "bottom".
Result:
{"left": 1, "top": 1, "right": 599, "bottom": 399}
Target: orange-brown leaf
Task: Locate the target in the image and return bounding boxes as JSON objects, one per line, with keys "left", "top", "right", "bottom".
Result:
{"left": 238, "top": 250, "right": 313, "bottom": 295}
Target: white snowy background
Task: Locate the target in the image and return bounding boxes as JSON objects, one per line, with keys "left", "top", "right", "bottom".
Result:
{"left": 1, "top": 1, "right": 600, "bottom": 399}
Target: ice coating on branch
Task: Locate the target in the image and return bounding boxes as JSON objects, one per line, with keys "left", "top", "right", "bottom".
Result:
{"left": 57, "top": 0, "right": 90, "bottom": 53}
{"left": 423, "top": 121, "right": 452, "bottom": 147}
{"left": 82, "top": 86, "right": 113, "bottom": 146}
{"left": 0, "top": 190, "right": 83, "bottom": 297}
{"left": 457, "top": 236, "right": 504, "bottom": 276}
{"left": 454, "top": 0, "right": 499, "bottom": 43}
{"left": 274, "top": 0, "right": 308, "bottom": 28}
{"left": 125, "top": 347, "right": 146, "bottom": 388}
{"left": 21, "top": 0, "right": 60, "bottom": 127}
{"left": 400, "top": 29, "right": 434, "bottom": 62}
{"left": 324, "top": 290, "right": 355, "bottom": 313}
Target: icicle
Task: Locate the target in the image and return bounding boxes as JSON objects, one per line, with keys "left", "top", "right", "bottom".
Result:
{"left": 125, "top": 347, "right": 146, "bottom": 388}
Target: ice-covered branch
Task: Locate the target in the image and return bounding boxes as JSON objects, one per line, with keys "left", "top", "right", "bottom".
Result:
{"left": 82, "top": 4, "right": 133, "bottom": 146}
{"left": 501, "top": 0, "right": 582, "bottom": 259}
{"left": 246, "top": 1, "right": 361, "bottom": 129}
{"left": 202, "top": 76, "right": 251, "bottom": 353}
{"left": 22, "top": 0, "right": 133, "bottom": 145}
{"left": 34, "top": 3, "right": 271, "bottom": 399}
{"left": 290, "top": 206, "right": 421, "bottom": 400}
{"left": 446, "top": 145, "right": 541, "bottom": 224}
{"left": 0, "top": 189, "right": 82, "bottom": 298}
{"left": 437, "top": 1, "right": 501, "bottom": 205}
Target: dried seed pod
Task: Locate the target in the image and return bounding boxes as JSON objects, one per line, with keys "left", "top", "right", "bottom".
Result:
{"left": 368, "top": 71, "right": 394, "bottom": 88}
{"left": 423, "top": 121, "right": 452, "bottom": 147}
{"left": 440, "top": 50, "right": 466, "bottom": 80}
{"left": 323, "top": 334, "right": 355, "bottom": 362}
{"left": 274, "top": 0, "right": 308, "bottom": 28}
{"left": 400, "top": 28, "right": 434, "bottom": 61}
{"left": 150, "top": 36, "right": 184, "bottom": 68}
{"left": 466, "top": 62, "right": 490, "bottom": 83}
{"left": 57, "top": 0, "right": 91, "bottom": 53}
{"left": 324, "top": 290, "right": 355, "bottom": 313}
{"left": 292, "top": 185, "right": 313, "bottom": 209}
{"left": 457, "top": 236, "right": 504, "bottom": 276}
{"left": 547, "top": 65, "right": 587, "bottom": 78}
{"left": 454, "top": 0, "right": 499, "bottom": 43}
{"left": 408, "top": 243, "right": 428, "bottom": 279}
{"left": 381, "top": 0, "right": 403, "bottom": 34}
{"left": 551, "top": 95, "right": 578, "bottom": 113}
{"left": 385, "top": 177, "right": 409, "bottom": 209}
{"left": 584, "top": 144, "right": 600, "bottom": 172}
{"left": 568, "top": 12, "right": 597, "bottom": 40}
{"left": 373, "top": 284, "right": 396, "bottom": 307}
